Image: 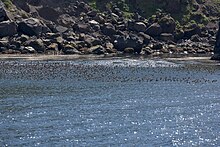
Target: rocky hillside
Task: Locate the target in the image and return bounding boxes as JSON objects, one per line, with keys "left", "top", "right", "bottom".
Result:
{"left": 0, "top": 0, "right": 219, "bottom": 55}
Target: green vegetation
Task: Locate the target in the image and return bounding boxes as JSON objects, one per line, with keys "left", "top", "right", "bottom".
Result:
{"left": 2, "top": 0, "right": 13, "bottom": 8}
{"left": 86, "top": 0, "right": 220, "bottom": 25}
{"left": 88, "top": 0, "right": 97, "bottom": 10}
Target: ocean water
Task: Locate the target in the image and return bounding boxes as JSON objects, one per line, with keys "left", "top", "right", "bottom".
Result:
{"left": 0, "top": 57, "right": 219, "bottom": 146}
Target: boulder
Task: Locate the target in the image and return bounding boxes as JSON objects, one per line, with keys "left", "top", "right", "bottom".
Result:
{"left": 87, "top": 45, "right": 106, "bottom": 55}
{"left": 27, "top": 39, "right": 45, "bottom": 53}
{"left": 54, "top": 25, "right": 68, "bottom": 33}
{"left": 105, "top": 42, "right": 117, "bottom": 53}
{"left": 159, "top": 16, "right": 176, "bottom": 33}
{"left": 0, "top": 21, "right": 17, "bottom": 37}
{"left": 211, "top": 22, "right": 220, "bottom": 60}
{"left": 114, "top": 34, "right": 143, "bottom": 53}
{"left": 140, "top": 47, "right": 153, "bottom": 55}
{"left": 87, "top": 10, "right": 97, "bottom": 17}
{"left": 22, "top": 46, "right": 36, "bottom": 54}
{"left": 0, "top": 38, "right": 9, "bottom": 47}
{"left": 38, "top": 6, "right": 60, "bottom": 22}
{"left": 101, "top": 23, "right": 117, "bottom": 37}
{"left": 0, "top": 6, "right": 8, "bottom": 22}
{"left": 133, "top": 22, "right": 146, "bottom": 32}
{"left": 57, "top": 14, "right": 75, "bottom": 27}
{"left": 151, "top": 42, "right": 163, "bottom": 50}
{"left": 124, "top": 47, "right": 135, "bottom": 54}
{"left": 190, "top": 34, "right": 201, "bottom": 42}
{"left": 73, "top": 23, "right": 90, "bottom": 33}
{"left": 138, "top": 32, "right": 151, "bottom": 44}
{"left": 174, "top": 29, "right": 184, "bottom": 41}
{"left": 62, "top": 44, "right": 81, "bottom": 54}
{"left": 146, "top": 23, "right": 162, "bottom": 37}
{"left": 18, "top": 34, "right": 30, "bottom": 43}
{"left": 47, "top": 43, "right": 59, "bottom": 51}
{"left": 18, "top": 18, "right": 50, "bottom": 36}
{"left": 84, "top": 35, "right": 101, "bottom": 47}
{"left": 184, "top": 24, "right": 201, "bottom": 39}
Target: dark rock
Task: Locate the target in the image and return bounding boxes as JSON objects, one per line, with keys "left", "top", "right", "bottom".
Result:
{"left": 128, "top": 20, "right": 135, "bottom": 31}
{"left": 124, "top": 47, "right": 135, "bottom": 54}
{"left": 211, "top": 22, "right": 220, "bottom": 60}
{"left": 133, "top": 22, "right": 146, "bottom": 32}
{"left": 146, "top": 23, "right": 162, "bottom": 37}
{"left": 84, "top": 35, "right": 101, "bottom": 47}
{"left": 0, "top": 38, "right": 9, "bottom": 47}
{"left": 138, "top": 32, "right": 151, "bottom": 44}
{"left": 174, "top": 29, "right": 184, "bottom": 41}
{"left": 140, "top": 47, "right": 153, "bottom": 55}
{"left": 38, "top": 7, "right": 60, "bottom": 22}
{"left": 57, "top": 14, "right": 75, "bottom": 27}
{"left": 94, "top": 14, "right": 105, "bottom": 24}
{"left": 0, "top": 46, "right": 7, "bottom": 52}
{"left": 18, "top": 18, "right": 50, "bottom": 36}
{"left": 27, "top": 39, "right": 45, "bottom": 53}
{"left": 13, "top": 0, "right": 30, "bottom": 13}
{"left": 114, "top": 34, "right": 143, "bottom": 53}
{"left": 63, "top": 44, "right": 81, "bottom": 54}
{"left": 101, "top": 23, "right": 117, "bottom": 36}
{"left": 0, "top": 6, "right": 8, "bottom": 22}
{"left": 208, "top": 37, "right": 216, "bottom": 46}
{"left": 87, "top": 10, "right": 97, "bottom": 17}
{"left": 151, "top": 42, "right": 163, "bottom": 50}
{"left": 88, "top": 45, "right": 106, "bottom": 55}
{"left": 184, "top": 24, "right": 201, "bottom": 39}
{"left": 11, "top": 40, "right": 21, "bottom": 49}
{"left": 191, "top": 34, "right": 201, "bottom": 42}
{"left": 105, "top": 42, "right": 117, "bottom": 53}
{"left": 0, "top": 21, "right": 17, "bottom": 37}
{"left": 78, "top": 1, "right": 90, "bottom": 13}
{"left": 19, "top": 34, "right": 30, "bottom": 43}
{"left": 73, "top": 23, "right": 90, "bottom": 33}
{"left": 159, "top": 15, "right": 176, "bottom": 33}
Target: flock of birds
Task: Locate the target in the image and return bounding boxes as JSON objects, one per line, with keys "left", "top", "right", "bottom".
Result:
{"left": 0, "top": 59, "right": 218, "bottom": 85}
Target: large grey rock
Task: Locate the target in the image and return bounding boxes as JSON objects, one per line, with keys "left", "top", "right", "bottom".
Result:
{"left": 18, "top": 18, "right": 50, "bottom": 36}
{"left": 73, "top": 23, "right": 90, "bottom": 33}
{"left": 211, "top": 22, "right": 220, "bottom": 60}
{"left": 0, "top": 21, "right": 17, "bottom": 37}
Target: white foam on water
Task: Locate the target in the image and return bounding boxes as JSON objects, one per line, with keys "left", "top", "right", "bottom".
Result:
{"left": 74, "top": 59, "right": 180, "bottom": 68}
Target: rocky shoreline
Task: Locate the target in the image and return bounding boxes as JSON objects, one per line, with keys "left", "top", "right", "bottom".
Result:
{"left": 0, "top": 1, "right": 218, "bottom": 58}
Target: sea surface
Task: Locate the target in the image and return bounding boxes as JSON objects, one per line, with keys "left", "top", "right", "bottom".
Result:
{"left": 0, "top": 56, "right": 220, "bottom": 146}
